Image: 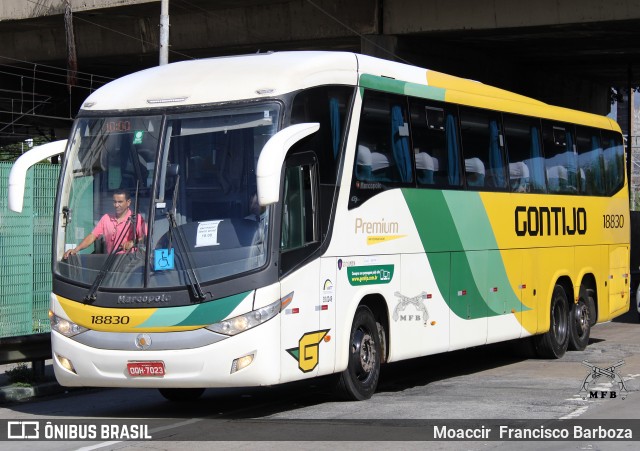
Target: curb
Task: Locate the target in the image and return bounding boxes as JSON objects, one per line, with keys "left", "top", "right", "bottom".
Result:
{"left": 0, "top": 381, "right": 64, "bottom": 404}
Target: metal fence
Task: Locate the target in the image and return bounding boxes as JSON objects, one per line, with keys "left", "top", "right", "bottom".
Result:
{"left": 0, "top": 162, "right": 59, "bottom": 339}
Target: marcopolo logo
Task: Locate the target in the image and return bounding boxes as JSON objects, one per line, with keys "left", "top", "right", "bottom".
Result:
{"left": 117, "top": 294, "right": 171, "bottom": 304}
{"left": 577, "top": 360, "right": 629, "bottom": 400}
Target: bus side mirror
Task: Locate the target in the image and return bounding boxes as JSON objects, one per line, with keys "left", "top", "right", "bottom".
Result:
{"left": 8, "top": 139, "right": 68, "bottom": 213}
{"left": 256, "top": 123, "right": 319, "bottom": 206}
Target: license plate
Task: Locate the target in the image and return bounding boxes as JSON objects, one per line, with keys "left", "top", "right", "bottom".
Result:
{"left": 127, "top": 361, "right": 165, "bottom": 377}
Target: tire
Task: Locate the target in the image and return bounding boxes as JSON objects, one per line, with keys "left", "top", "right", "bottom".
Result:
{"left": 568, "top": 292, "right": 591, "bottom": 351}
{"left": 336, "top": 306, "right": 381, "bottom": 401}
{"left": 586, "top": 288, "right": 597, "bottom": 327}
{"left": 158, "top": 388, "right": 205, "bottom": 402}
{"left": 534, "top": 284, "right": 570, "bottom": 359}
{"left": 636, "top": 285, "right": 640, "bottom": 323}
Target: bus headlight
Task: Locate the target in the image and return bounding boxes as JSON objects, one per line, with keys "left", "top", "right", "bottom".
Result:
{"left": 206, "top": 298, "right": 281, "bottom": 336}
{"left": 49, "top": 310, "right": 88, "bottom": 337}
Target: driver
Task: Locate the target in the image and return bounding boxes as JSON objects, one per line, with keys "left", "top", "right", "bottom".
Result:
{"left": 63, "top": 189, "right": 147, "bottom": 259}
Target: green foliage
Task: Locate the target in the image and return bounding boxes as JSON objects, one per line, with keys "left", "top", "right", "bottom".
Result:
{"left": 5, "top": 363, "right": 36, "bottom": 385}
{"left": 0, "top": 136, "right": 52, "bottom": 162}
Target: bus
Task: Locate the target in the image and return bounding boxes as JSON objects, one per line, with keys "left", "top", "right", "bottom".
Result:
{"left": 9, "top": 51, "right": 629, "bottom": 401}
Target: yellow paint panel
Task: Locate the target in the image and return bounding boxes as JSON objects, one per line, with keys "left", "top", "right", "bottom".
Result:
{"left": 367, "top": 235, "right": 407, "bottom": 245}
{"left": 427, "top": 70, "right": 544, "bottom": 106}
{"left": 520, "top": 249, "right": 539, "bottom": 334}
{"left": 608, "top": 245, "right": 630, "bottom": 317}
{"left": 479, "top": 192, "right": 629, "bottom": 250}
{"left": 426, "top": 70, "right": 618, "bottom": 131}
{"left": 56, "top": 296, "right": 201, "bottom": 333}
{"left": 477, "top": 192, "right": 629, "bottom": 331}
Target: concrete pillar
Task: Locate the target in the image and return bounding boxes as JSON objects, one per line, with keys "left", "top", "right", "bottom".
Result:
{"left": 159, "top": 0, "right": 169, "bottom": 65}
{"left": 623, "top": 90, "right": 640, "bottom": 210}
{"left": 31, "top": 360, "right": 45, "bottom": 380}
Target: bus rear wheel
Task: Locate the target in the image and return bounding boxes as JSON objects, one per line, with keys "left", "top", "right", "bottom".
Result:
{"left": 158, "top": 388, "right": 205, "bottom": 402}
{"left": 568, "top": 295, "right": 591, "bottom": 351}
{"left": 534, "top": 284, "right": 570, "bottom": 359}
{"left": 336, "top": 306, "right": 381, "bottom": 401}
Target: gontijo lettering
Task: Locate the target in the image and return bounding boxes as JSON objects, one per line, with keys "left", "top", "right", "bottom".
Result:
{"left": 515, "top": 206, "right": 587, "bottom": 236}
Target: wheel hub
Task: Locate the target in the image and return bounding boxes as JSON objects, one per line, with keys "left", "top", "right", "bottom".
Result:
{"left": 575, "top": 303, "right": 589, "bottom": 336}
{"left": 352, "top": 328, "right": 375, "bottom": 377}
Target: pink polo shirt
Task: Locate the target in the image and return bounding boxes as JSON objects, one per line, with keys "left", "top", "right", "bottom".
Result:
{"left": 91, "top": 209, "right": 147, "bottom": 253}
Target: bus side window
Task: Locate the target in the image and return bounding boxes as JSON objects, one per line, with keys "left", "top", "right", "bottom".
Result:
{"left": 602, "top": 131, "right": 625, "bottom": 195}
{"left": 576, "top": 126, "right": 605, "bottom": 195}
{"left": 281, "top": 166, "right": 305, "bottom": 250}
{"left": 503, "top": 114, "right": 546, "bottom": 193}
{"left": 408, "top": 99, "right": 461, "bottom": 189}
{"left": 354, "top": 91, "right": 412, "bottom": 184}
{"left": 543, "top": 122, "right": 578, "bottom": 194}
{"left": 290, "top": 86, "right": 354, "bottom": 184}
{"left": 291, "top": 85, "right": 354, "bottom": 237}
{"left": 459, "top": 107, "right": 507, "bottom": 191}
{"left": 280, "top": 155, "right": 319, "bottom": 275}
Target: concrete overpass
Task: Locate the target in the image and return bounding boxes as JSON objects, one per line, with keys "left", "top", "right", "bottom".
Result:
{"left": 1, "top": 0, "right": 640, "bottom": 148}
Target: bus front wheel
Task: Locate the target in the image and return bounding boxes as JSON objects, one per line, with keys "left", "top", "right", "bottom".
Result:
{"left": 534, "top": 284, "right": 570, "bottom": 359}
{"left": 158, "top": 388, "right": 205, "bottom": 402}
{"left": 336, "top": 305, "right": 381, "bottom": 401}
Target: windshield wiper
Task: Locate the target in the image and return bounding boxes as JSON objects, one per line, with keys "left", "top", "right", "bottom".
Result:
{"left": 130, "top": 182, "right": 142, "bottom": 250}
{"left": 84, "top": 215, "right": 133, "bottom": 303}
{"left": 84, "top": 182, "right": 142, "bottom": 303}
{"left": 166, "top": 176, "right": 206, "bottom": 301}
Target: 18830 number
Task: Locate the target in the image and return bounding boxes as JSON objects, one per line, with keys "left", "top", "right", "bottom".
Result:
{"left": 91, "top": 315, "right": 130, "bottom": 325}
{"left": 603, "top": 214, "right": 624, "bottom": 229}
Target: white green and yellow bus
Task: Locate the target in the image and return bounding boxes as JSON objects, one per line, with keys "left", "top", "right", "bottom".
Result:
{"left": 9, "top": 51, "right": 629, "bottom": 401}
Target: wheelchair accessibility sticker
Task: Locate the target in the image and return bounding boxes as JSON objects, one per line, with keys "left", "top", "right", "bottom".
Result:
{"left": 154, "top": 248, "right": 175, "bottom": 271}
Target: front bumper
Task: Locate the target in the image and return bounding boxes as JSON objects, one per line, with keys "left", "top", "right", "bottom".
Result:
{"left": 52, "top": 315, "right": 281, "bottom": 388}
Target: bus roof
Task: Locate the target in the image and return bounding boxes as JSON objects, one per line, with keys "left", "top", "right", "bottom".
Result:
{"left": 81, "top": 51, "right": 359, "bottom": 111}
{"left": 80, "top": 51, "right": 619, "bottom": 132}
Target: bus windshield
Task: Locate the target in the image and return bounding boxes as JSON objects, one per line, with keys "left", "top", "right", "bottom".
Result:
{"left": 55, "top": 103, "right": 280, "bottom": 291}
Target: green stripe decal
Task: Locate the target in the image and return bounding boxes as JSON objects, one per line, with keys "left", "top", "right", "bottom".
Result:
{"left": 402, "top": 189, "right": 528, "bottom": 319}
{"left": 359, "top": 74, "right": 445, "bottom": 101}
{"left": 137, "top": 291, "right": 252, "bottom": 328}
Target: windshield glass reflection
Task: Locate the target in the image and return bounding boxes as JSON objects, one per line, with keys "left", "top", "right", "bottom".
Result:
{"left": 54, "top": 104, "right": 280, "bottom": 290}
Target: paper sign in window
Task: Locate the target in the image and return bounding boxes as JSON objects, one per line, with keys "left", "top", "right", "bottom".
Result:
{"left": 195, "top": 220, "right": 222, "bottom": 247}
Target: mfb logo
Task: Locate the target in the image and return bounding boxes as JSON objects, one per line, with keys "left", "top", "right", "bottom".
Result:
{"left": 393, "top": 291, "right": 430, "bottom": 325}
{"left": 577, "top": 360, "right": 629, "bottom": 400}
